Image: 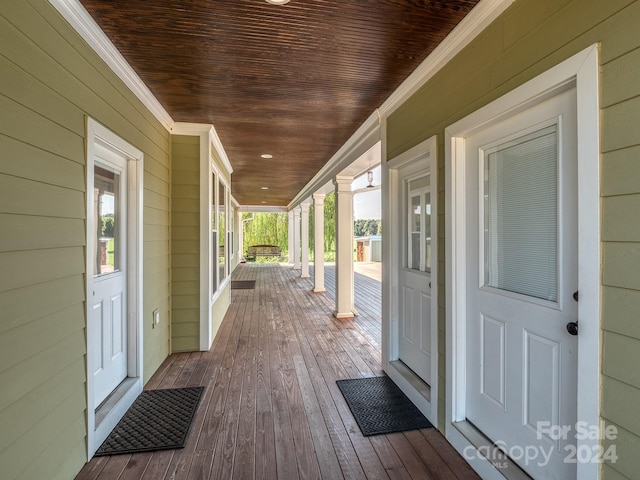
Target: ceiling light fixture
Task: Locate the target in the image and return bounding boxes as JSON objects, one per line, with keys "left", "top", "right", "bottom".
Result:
{"left": 261, "top": 186, "right": 269, "bottom": 190}
{"left": 265, "top": 0, "right": 290, "bottom": 4}
{"left": 260, "top": 154, "right": 273, "bottom": 159}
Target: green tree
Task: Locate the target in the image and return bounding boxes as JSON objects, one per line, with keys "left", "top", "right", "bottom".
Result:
{"left": 323, "top": 192, "right": 336, "bottom": 255}
{"left": 101, "top": 214, "right": 114, "bottom": 238}
{"left": 240, "top": 193, "right": 356, "bottom": 263}
{"left": 242, "top": 212, "right": 288, "bottom": 260}
{"left": 353, "top": 218, "right": 382, "bottom": 237}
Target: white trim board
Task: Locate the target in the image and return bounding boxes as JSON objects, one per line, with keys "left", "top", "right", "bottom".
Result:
{"left": 49, "top": 0, "right": 173, "bottom": 130}
{"left": 85, "top": 117, "right": 144, "bottom": 458}
{"left": 289, "top": 0, "right": 514, "bottom": 209}
{"left": 379, "top": 0, "right": 515, "bottom": 117}
{"left": 444, "top": 45, "right": 600, "bottom": 480}
{"left": 289, "top": 112, "right": 382, "bottom": 209}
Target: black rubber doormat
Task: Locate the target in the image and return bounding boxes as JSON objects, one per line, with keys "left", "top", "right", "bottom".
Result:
{"left": 95, "top": 386, "right": 205, "bottom": 456}
{"left": 336, "top": 376, "right": 432, "bottom": 436}
{"left": 231, "top": 280, "right": 256, "bottom": 289}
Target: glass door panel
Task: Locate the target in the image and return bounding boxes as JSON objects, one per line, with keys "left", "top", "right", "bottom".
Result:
{"left": 483, "top": 125, "right": 558, "bottom": 302}
{"left": 94, "top": 165, "right": 120, "bottom": 276}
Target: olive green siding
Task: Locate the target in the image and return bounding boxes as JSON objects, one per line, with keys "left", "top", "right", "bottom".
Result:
{"left": 0, "top": 2, "right": 171, "bottom": 479}
{"left": 171, "top": 135, "right": 201, "bottom": 352}
{"left": 170, "top": 135, "right": 234, "bottom": 352}
{"left": 387, "top": 0, "right": 640, "bottom": 477}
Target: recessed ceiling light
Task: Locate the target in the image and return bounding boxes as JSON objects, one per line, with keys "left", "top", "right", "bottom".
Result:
{"left": 266, "top": 0, "right": 290, "bottom": 4}
{"left": 261, "top": 201, "right": 267, "bottom": 204}
{"left": 261, "top": 154, "right": 273, "bottom": 159}
{"left": 261, "top": 186, "right": 269, "bottom": 190}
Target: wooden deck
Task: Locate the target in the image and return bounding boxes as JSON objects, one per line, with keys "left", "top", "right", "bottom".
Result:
{"left": 76, "top": 263, "right": 479, "bottom": 480}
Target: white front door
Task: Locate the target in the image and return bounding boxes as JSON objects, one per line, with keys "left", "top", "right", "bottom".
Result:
{"left": 398, "top": 171, "right": 433, "bottom": 384}
{"left": 91, "top": 145, "right": 128, "bottom": 408}
{"left": 465, "top": 88, "right": 578, "bottom": 479}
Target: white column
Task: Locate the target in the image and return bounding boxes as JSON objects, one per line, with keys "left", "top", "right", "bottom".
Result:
{"left": 293, "top": 206, "right": 301, "bottom": 269}
{"left": 334, "top": 176, "right": 358, "bottom": 318}
{"left": 300, "top": 202, "right": 310, "bottom": 278}
{"left": 237, "top": 211, "right": 244, "bottom": 262}
{"left": 312, "top": 193, "right": 326, "bottom": 292}
{"left": 287, "top": 210, "right": 294, "bottom": 263}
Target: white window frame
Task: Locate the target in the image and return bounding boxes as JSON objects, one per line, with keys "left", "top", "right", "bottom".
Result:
{"left": 444, "top": 45, "right": 600, "bottom": 480}
{"left": 215, "top": 176, "right": 230, "bottom": 287}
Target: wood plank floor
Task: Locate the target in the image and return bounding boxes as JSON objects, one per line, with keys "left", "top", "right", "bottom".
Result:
{"left": 76, "top": 263, "right": 480, "bottom": 480}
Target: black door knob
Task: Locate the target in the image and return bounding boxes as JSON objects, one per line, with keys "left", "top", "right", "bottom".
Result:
{"left": 566, "top": 321, "right": 578, "bottom": 336}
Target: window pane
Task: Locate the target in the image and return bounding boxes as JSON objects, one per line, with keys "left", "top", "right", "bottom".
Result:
{"left": 94, "top": 166, "right": 120, "bottom": 276}
{"left": 484, "top": 125, "right": 558, "bottom": 301}
{"left": 424, "top": 192, "right": 431, "bottom": 271}
{"left": 409, "top": 194, "right": 421, "bottom": 270}
{"left": 411, "top": 233, "right": 421, "bottom": 270}
{"left": 229, "top": 206, "right": 235, "bottom": 256}
{"left": 212, "top": 233, "right": 217, "bottom": 291}
{"left": 219, "top": 180, "right": 226, "bottom": 281}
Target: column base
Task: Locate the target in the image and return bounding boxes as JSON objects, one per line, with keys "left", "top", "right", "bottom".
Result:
{"left": 333, "top": 309, "right": 359, "bottom": 319}
{"left": 300, "top": 273, "right": 310, "bottom": 279}
{"left": 312, "top": 287, "right": 325, "bottom": 293}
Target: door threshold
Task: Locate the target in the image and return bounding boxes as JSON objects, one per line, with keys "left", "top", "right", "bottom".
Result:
{"left": 95, "top": 377, "right": 138, "bottom": 428}
{"left": 453, "top": 420, "right": 532, "bottom": 480}
{"left": 389, "top": 360, "right": 430, "bottom": 402}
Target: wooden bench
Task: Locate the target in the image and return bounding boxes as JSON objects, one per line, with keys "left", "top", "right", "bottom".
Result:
{"left": 245, "top": 244, "right": 282, "bottom": 261}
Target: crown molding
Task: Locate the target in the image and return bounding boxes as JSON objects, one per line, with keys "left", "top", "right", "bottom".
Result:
{"left": 49, "top": 0, "right": 174, "bottom": 131}
{"left": 50, "top": 0, "right": 514, "bottom": 209}
{"left": 379, "top": 0, "right": 515, "bottom": 116}
{"left": 288, "top": 109, "right": 381, "bottom": 209}
{"left": 289, "top": 0, "right": 514, "bottom": 209}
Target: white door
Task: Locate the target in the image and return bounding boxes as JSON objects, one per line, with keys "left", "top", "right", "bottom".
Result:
{"left": 465, "top": 89, "right": 578, "bottom": 479}
{"left": 91, "top": 145, "right": 128, "bottom": 408}
{"left": 398, "top": 172, "right": 433, "bottom": 384}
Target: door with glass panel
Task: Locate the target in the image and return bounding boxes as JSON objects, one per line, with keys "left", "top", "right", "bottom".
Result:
{"left": 398, "top": 173, "right": 433, "bottom": 384}
{"left": 91, "top": 145, "right": 128, "bottom": 407}
{"left": 464, "top": 88, "right": 578, "bottom": 479}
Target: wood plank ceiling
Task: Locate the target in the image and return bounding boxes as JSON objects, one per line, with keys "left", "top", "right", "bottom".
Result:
{"left": 80, "top": 0, "right": 480, "bottom": 206}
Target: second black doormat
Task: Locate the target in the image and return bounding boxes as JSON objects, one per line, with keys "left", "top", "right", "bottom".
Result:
{"left": 95, "top": 386, "right": 205, "bottom": 456}
{"left": 231, "top": 280, "right": 256, "bottom": 289}
{"left": 336, "top": 376, "right": 432, "bottom": 436}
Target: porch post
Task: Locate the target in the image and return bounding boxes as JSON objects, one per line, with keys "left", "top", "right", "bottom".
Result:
{"left": 237, "top": 211, "right": 244, "bottom": 261}
{"left": 300, "top": 201, "right": 311, "bottom": 278}
{"left": 288, "top": 210, "right": 294, "bottom": 263}
{"left": 293, "top": 206, "right": 301, "bottom": 269}
{"left": 334, "top": 176, "right": 358, "bottom": 318}
{"left": 312, "top": 193, "right": 326, "bottom": 292}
